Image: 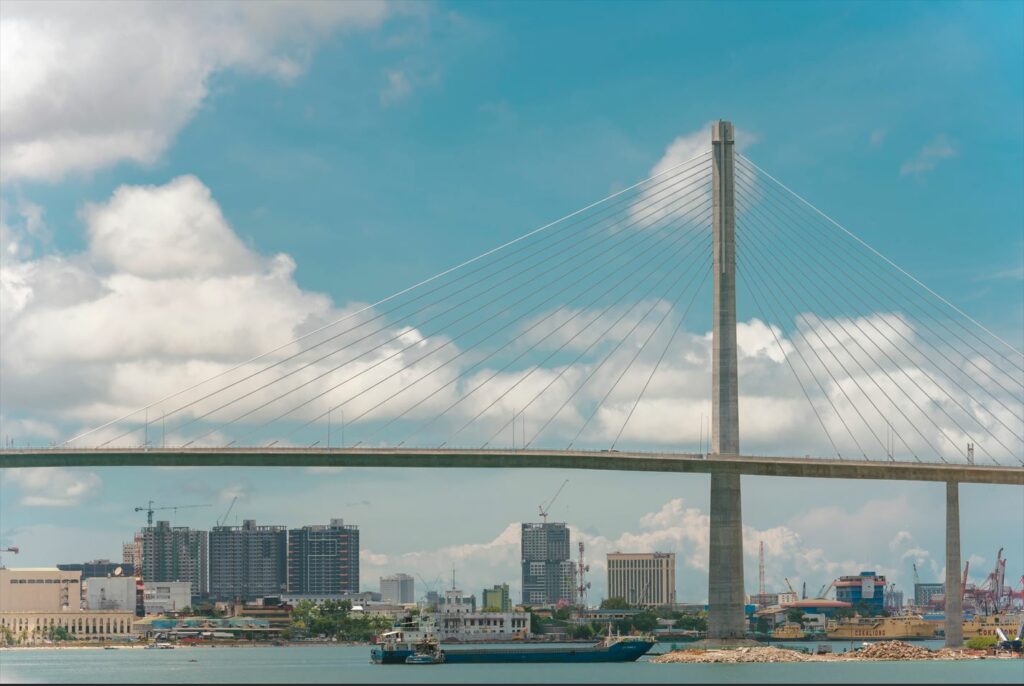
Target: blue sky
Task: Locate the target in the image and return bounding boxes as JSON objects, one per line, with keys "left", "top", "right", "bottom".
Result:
{"left": 1, "top": 0, "right": 1022, "bottom": 603}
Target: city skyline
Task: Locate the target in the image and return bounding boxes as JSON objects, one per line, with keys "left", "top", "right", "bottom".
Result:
{"left": 2, "top": 0, "right": 1022, "bottom": 618}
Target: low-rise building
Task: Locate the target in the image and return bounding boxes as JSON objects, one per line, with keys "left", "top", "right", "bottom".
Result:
{"left": 0, "top": 568, "right": 82, "bottom": 612}
{"left": 85, "top": 577, "right": 137, "bottom": 612}
{"left": 144, "top": 581, "right": 192, "bottom": 615}
{"left": 432, "top": 589, "right": 527, "bottom": 641}
{"left": 834, "top": 571, "right": 886, "bottom": 614}
{"left": 0, "top": 611, "right": 135, "bottom": 643}
{"left": 281, "top": 591, "right": 380, "bottom": 606}
{"left": 57, "top": 560, "right": 135, "bottom": 579}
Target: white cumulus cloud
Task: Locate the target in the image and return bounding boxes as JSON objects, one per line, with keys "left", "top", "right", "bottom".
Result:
{"left": 0, "top": 0, "right": 393, "bottom": 181}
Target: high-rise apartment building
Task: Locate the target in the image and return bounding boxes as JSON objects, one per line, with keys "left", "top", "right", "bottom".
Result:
{"left": 521, "top": 522, "right": 573, "bottom": 606}
{"left": 287, "top": 519, "right": 359, "bottom": 594}
{"left": 380, "top": 573, "right": 415, "bottom": 604}
{"left": 141, "top": 521, "right": 209, "bottom": 598}
{"left": 209, "top": 519, "right": 288, "bottom": 600}
{"left": 914, "top": 582, "right": 945, "bottom": 608}
{"left": 123, "top": 533, "right": 143, "bottom": 572}
{"left": 606, "top": 552, "right": 676, "bottom": 607}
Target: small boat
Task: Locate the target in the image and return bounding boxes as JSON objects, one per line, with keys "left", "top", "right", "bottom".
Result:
{"left": 405, "top": 653, "right": 443, "bottom": 665}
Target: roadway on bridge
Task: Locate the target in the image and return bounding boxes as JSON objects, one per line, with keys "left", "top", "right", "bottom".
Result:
{"left": 1, "top": 448, "right": 1021, "bottom": 484}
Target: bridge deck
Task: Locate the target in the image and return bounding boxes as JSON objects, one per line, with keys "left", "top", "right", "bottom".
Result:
{"left": 0, "top": 448, "right": 1020, "bottom": 484}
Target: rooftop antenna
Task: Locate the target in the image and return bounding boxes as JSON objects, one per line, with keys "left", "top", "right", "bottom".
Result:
{"left": 575, "top": 541, "right": 591, "bottom": 608}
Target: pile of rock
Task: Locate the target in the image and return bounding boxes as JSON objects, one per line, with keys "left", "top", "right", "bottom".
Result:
{"left": 841, "top": 641, "right": 935, "bottom": 661}
{"left": 652, "top": 646, "right": 820, "bottom": 663}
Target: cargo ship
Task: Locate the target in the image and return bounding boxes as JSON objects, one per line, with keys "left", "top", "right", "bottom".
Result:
{"left": 371, "top": 615, "right": 654, "bottom": 664}
{"left": 371, "top": 633, "right": 656, "bottom": 664}
{"left": 962, "top": 613, "right": 1024, "bottom": 639}
{"left": 770, "top": 623, "right": 807, "bottom": 640}
{"left": 826, "top": 615, "right": 935, "bottom": 640}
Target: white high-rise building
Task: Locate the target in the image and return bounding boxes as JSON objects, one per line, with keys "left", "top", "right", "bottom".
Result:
{"left": 606, "top": 552, "right": 676, "bottom": 607}
{"left": 380, "top": 573, "right": 415, "bottom": 604}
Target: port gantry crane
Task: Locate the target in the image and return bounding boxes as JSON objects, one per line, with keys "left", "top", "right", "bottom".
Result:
{"left": 134, "top": 500, "right": 211, "bottom": 526}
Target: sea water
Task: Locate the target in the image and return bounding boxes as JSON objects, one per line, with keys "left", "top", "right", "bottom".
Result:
{"left": 1, "top": 644, "right": 1021, "bottom": 684}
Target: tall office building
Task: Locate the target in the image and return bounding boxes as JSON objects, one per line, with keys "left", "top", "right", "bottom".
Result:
{"left": 483, "top": 583, "right": 512, "bottom": 612}
{"left": 606, "top": 552, "right": 676, "bottom": 607}
{"left": 141, "top": 521, "right": 209, "bottom": 598}
{"left": 209, "top": 519, "right": 288, "bottom": 600}
{"left": 288, "top": 519, "right": 359, "bottom": 594}
{"left": 380, "top": 573, "right": 415, "bottom": 604}
{"left": 521, "top": 522, "right": 573, "bottom": 606}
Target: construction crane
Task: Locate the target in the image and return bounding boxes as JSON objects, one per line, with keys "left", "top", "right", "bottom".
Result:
{"left": 817, "top": 580, "right": 836, "bottom": 599}
{"left": 538, "top": 479, "right": 569, "bottom": 523}
{"left": 134, "top": 500, "right": 211, "bottom": 527}
{"left": 216, "top": 496, "right": 238, "bottom": 527}
{"left": 784, "top": 577, "right": 798, "bottom": 596}
{"left": 0, "top": 546, "right": 18, "bottom": 568}
{"left": 912, "top": 562, "right": 920, "bottom": 586}
{"left": 758, "top": 541, "right": 766, "bottom": 597}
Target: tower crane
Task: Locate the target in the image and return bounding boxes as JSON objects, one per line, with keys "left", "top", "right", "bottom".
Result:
{"left": 134, "top": 500, "right": 211, "bottom": 527}
{"left": 538, "top": 479, "right": 569, "bottom": 523}
{"left": 216, "top": 496, "right": 238, "bottom": 527}
{"left": 0, "top": 546, "right": 18, "bottom": 568}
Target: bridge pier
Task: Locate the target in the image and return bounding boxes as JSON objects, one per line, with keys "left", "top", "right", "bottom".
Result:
{"left": 706, "top": 120, "right": 748, "bottom": 642}
{"left": 944, "top": 480, "right": 963, "bottom": 647}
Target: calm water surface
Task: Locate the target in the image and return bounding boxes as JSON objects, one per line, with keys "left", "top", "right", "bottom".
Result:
{"left": 2, "top": 644, "right": 1022, "bottom": 684}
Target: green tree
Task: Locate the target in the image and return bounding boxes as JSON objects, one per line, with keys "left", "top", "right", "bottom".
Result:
{"left": 786, "top": 608, "right": 806, "bottom": 626}
{"left": 529, "top": 612, "right": 548, "bottom": 635}
{"left": 966, "top": 635, "right": 998, "bottom": 650}
{"left": 567, "top": 623, "right": 595, "bottom": 639}
{"left": 673, "top": 614, "right": 708, "bottom": 632}
{"left": 48, "top": 626, "right": 73, "bottom": 642}
{"left": 754, "top": 616, "right": 771, "bottom": 635}
{"left": 600, "top": 597, "right": 630, "bottom": 610}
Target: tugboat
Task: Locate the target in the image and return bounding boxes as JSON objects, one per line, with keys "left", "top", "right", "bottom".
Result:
{"left": 404, "top": 637, "right": 445, "bottom": 665}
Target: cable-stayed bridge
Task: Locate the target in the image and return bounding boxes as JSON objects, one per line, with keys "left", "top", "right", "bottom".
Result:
{"left": 2, "top": 122, "right": 1022, "bottom": 647}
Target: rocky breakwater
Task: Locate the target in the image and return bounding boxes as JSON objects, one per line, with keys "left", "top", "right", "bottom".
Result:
{"left": 652, "top": 641, "right": 984, "bottom": 664}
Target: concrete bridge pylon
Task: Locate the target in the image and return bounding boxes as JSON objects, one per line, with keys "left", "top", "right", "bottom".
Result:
{"left": 707, "top": 120, "right": 747, "bottom": 642}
